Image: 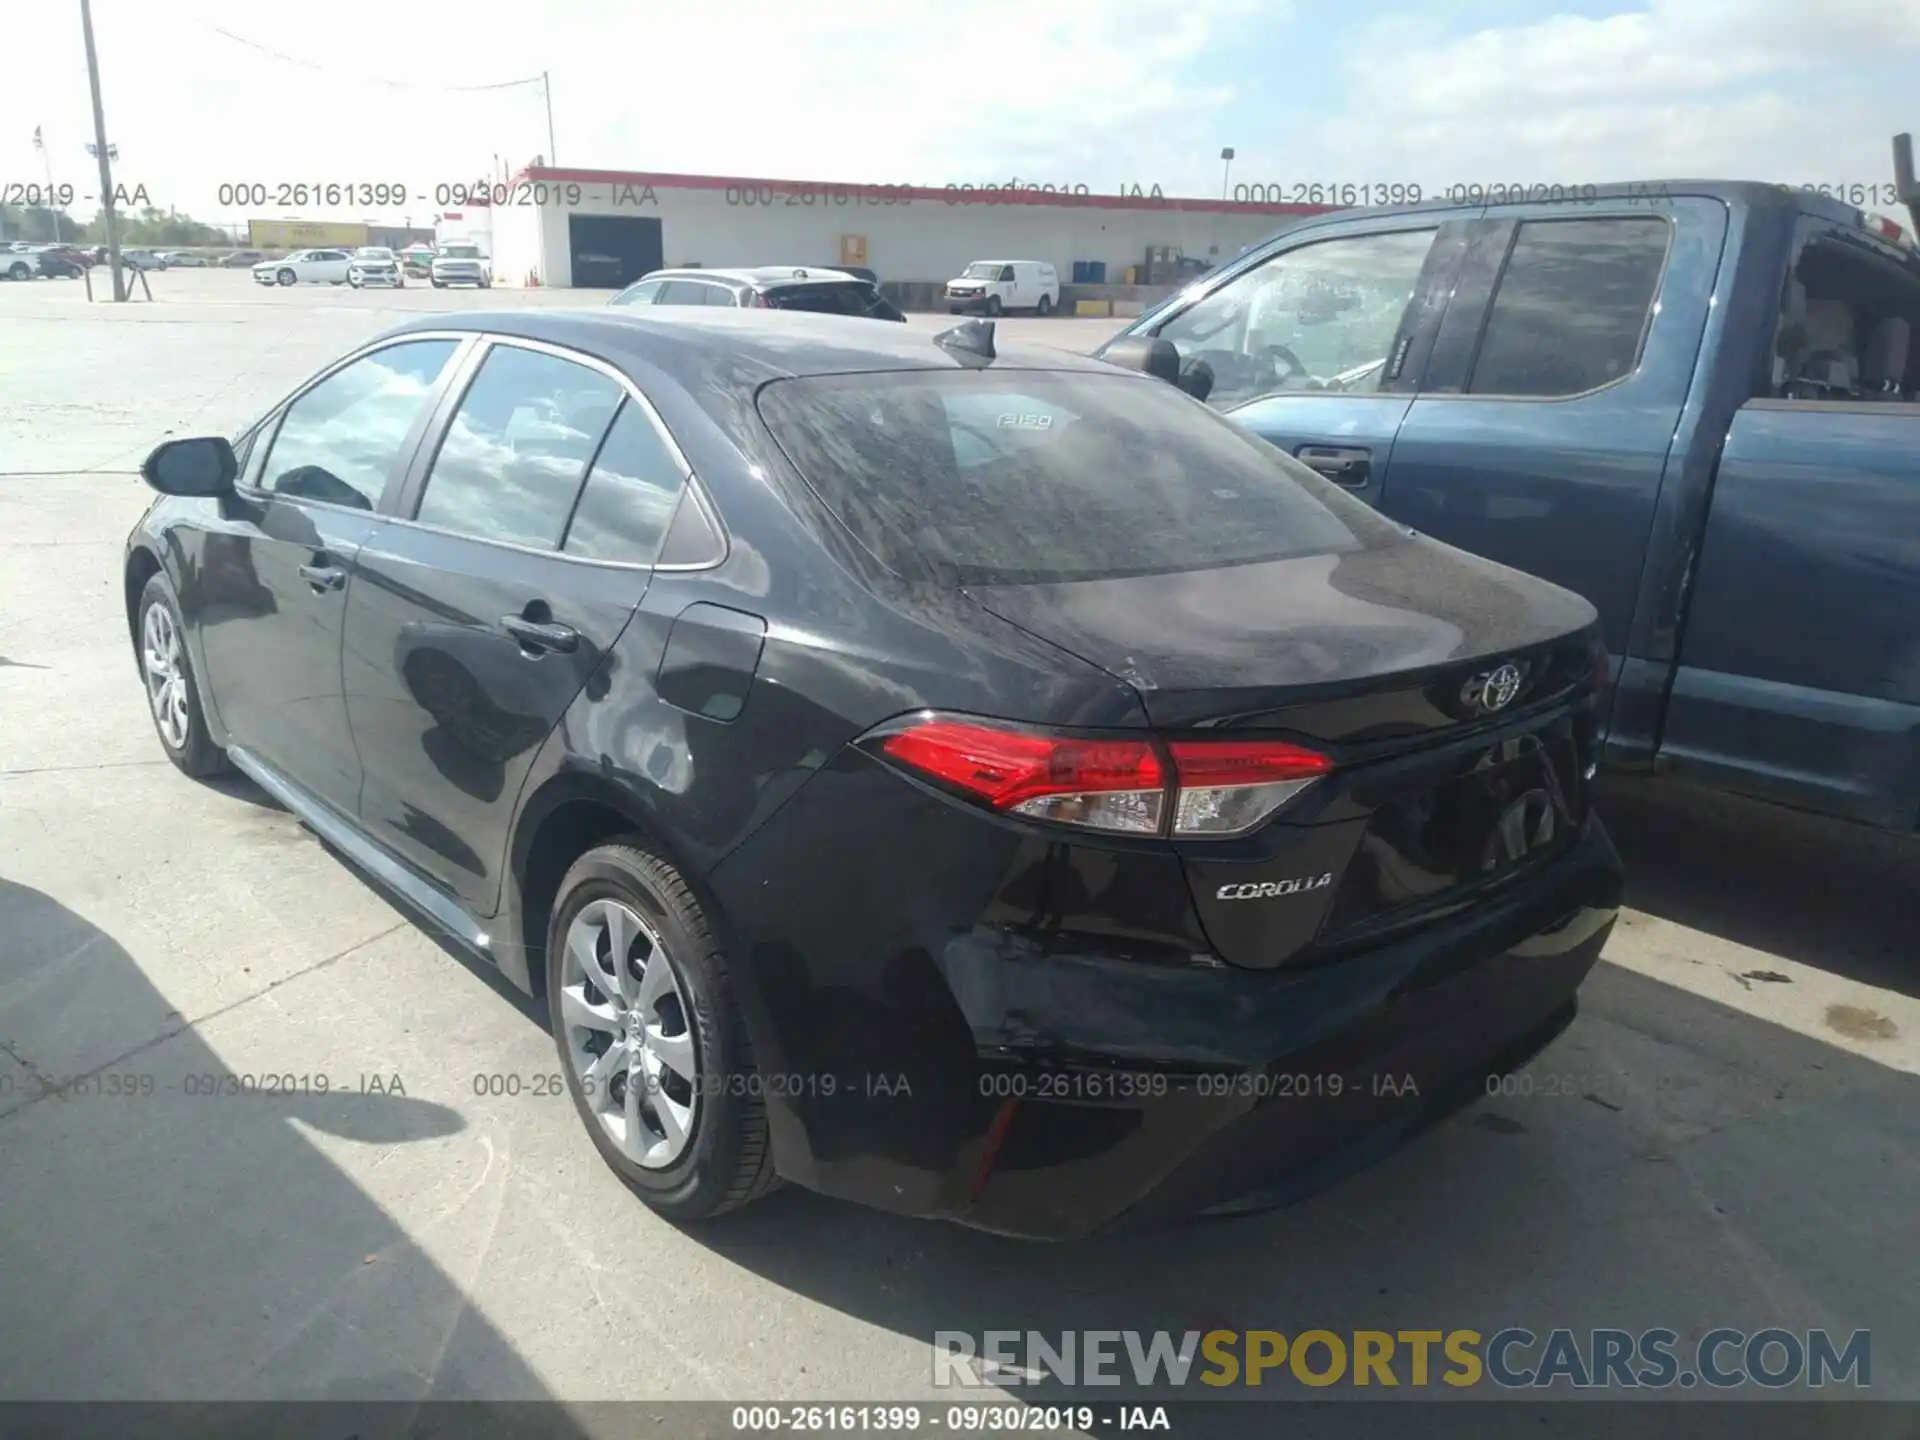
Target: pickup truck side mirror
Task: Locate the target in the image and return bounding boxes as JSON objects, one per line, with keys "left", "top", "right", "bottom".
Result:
{"left": 1101, "top": 335, "right": 1182, "bottom": 384}
{"left": 141, "top": 436, "right": 236, "bottom": 497}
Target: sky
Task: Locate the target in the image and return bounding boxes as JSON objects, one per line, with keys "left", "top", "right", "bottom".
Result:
{"left": 2, "top": 0, "right": 1916, "bottom": 229}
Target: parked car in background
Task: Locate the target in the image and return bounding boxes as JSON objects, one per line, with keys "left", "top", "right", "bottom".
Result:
{"left": 36, "top": 245, "right": 93, "bottom": 278}
{"left": 222, "top": 250, "right": 266, "bottom": 268}
{"left": 123, "top": 308, "right": 1621, "bottom": 1238}
{"left": 3, "top": 247, "right": 43, "bottom": 281}
{"left": 430, "top": 242, "right": 491, "bottom": 288}
{"left": 254, "top": 249, "right": 352, "bottom": 287}
{"left": 348, "top": 246, "right": 405, "bottom": 289}
{"left": 610, "top": 266, "right": 904, "bottom": 321}
{"left": 1101, "top": 170, "right": 1920, "bottom": 833}
{"left": 163, "top": 251, "right": 214, "bottom": 268}
{"left": 945, "top": 259, "right": 1059, "bottom": 316}
{"left": 401, "top": 246, "right": 436, "bottom": 278}
{"left": 121, "top": 250, "right": 166, "bottom": 271}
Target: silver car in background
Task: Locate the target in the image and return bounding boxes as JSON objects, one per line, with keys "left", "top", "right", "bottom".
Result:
{"left": 430, "top": 241, "right": 491, "bottom": 289}
{"left": 348, "top": 246, "right": 405, "bottom": 289}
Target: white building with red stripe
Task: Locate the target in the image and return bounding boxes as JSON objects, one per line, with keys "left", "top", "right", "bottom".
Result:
{"left": 479, "top": 165, "right": 1334, "bottom": 292}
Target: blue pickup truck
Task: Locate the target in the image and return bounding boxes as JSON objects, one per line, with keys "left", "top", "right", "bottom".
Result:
{"left": 1098, "top": 151, "right": 1920, "bottom": 833}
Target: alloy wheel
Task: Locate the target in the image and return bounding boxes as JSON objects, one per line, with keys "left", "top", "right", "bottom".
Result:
{"left": 559, "top": 897, "right": 700, "bottom": 1168}
{"left": 141, "top": 602, "right": 191, "bottom": 751}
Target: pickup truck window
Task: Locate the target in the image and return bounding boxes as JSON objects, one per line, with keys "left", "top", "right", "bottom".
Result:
{"left": 1467, "top": 217, "right": 1670, "bottom": 398}
{"left": 1771, "top": 225, "right": 1920, "bottom": 402}
{"left": 1154, "top": 229, "right": 1436, "bottom": 410}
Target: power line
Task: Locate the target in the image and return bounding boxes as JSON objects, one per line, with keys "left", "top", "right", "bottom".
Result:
{"left": 202, "top": 24, "right": 547, "bottom": 93}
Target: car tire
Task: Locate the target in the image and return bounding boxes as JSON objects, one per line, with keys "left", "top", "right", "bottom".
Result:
{"left": 396, "top": 278, "right": 405, "bottom": 289}
{"left": 136, "top": 572, "right": 228, "bottom": 779}
{"left": 1036, "top": 294, "right": 1053, "bottom": 317}
{"left": 480, "top": 278, "right": 492, "bottom": 289}
{"left": 986, "top": 295, "right": 1002, "bottom": 316}
{"left": 6, "top": 262, "right": 30, "bottom": 281}
{"left": 431, "top": 279, "right": 446, "bottom": 288}
{"left": 277, "top": 269, "right": 295, "bottom": 286}
{"left": 546, "top": 840, "right": 779, "bottom": 1225}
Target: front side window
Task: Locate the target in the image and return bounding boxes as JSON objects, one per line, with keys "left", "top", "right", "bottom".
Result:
{"left": 561, "top": 400, "right": 690, "bottom": 564}
{"left": 1154, "top": 229, "right": 1437, "bottom": 409}
{"left": 414, "top": 345, "right": 626, "bottom": 548}
{"left": 962, "top": 262, "right": 1000, "bottom": 280}
{"left": 256, "top": 338, "right": 461, "bottom": 510}
{"left": 1467, "top": 218, "right": 1670, "bottom": 397}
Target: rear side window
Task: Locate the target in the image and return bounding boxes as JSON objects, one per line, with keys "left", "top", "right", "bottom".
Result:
{"left": 561, "top": 400, "right": 689, "bottom": 564}
{"left": 414, "top": 344, "right": 625, "bottom": 549}
{"left": 755, "top": 370, "right": 1393, "bottom": 585}
{"left": 1467, "top": 218, "right": 1671, "bottom": 397}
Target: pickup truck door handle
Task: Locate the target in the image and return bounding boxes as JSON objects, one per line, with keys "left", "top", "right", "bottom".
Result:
{"left": 297, "top": 563, "right": 346, "bottom": 592}
{"left": 499, "top": 615, "right": 580, "bottom": 655}
{"left": 1295, "top": 445, "right": 1372, "bottom": 486}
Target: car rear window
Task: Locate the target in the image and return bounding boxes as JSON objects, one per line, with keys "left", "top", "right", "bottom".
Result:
{"left": 762, "top": 281, "right": 890, "bottom": 318}
{"left": 754, "top": 370, "right": 1392, "bottom": 585}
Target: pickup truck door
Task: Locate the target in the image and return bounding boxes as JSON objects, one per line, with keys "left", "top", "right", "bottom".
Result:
{"left": 1115, "top": 212, "right": 1481, "bottom": 509}
{"left": 1374, "top": 197, "right": 1731, "bottom": 745}
{"left": 1660, "top": 216, "right": 1920, "bottom": 828}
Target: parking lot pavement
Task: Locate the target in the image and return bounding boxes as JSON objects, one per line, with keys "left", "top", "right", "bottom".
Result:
{"left": 3, "top": 276, "right": 1918, "bottom": 1411}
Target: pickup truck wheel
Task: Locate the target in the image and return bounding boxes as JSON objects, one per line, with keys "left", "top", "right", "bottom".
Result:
{"left": 6, "top": 261, "right": 31, "bottom": 281}
{"left": 1036, "top": 294, "right": 1053, "bottom": 317}
{"left": 276, "top": 269, "right": 295, "bottom": 286}
{"left": 547, "top": 841, "right": 779, "bottom": 1224}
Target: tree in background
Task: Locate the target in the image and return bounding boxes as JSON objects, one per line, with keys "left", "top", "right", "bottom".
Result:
{"left": 0, "top": 203, "right": 229, "bottom": 248}
{"left": 0, "top": 204, "right": 82, "bottom": 243}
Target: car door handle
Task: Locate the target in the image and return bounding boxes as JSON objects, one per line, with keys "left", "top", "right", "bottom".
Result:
{"left": 297, "top": 563, "right": 346, "bottom": 592}
{"left": 499, "top": 616, "right": 580, "bottom": 654}
{"left": 1296, "top": 445, "right": 1372, "bottom": 486}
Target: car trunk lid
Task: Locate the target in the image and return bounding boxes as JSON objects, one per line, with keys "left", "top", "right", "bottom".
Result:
{"left": 968, "top": 541, "right": 1604, "bottom": 970}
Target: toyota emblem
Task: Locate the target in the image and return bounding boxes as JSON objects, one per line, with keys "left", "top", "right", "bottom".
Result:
{"left": 1462, "top": 661, "right": 1526, "bottom": 715}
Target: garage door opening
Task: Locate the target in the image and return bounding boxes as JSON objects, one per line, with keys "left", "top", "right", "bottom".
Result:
{"left": 570, "top": 215, "right": 663, "bottom": 290}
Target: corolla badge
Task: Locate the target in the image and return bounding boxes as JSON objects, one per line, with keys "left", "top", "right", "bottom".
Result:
{"left": 1216, "top": 873, "right": 1333, "bottom": 901}
{"left": 1461, "top": 661, "right": 1526, "bottom": 715}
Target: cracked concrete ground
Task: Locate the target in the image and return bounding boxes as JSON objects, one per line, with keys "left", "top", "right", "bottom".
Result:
{"left": 2, "top": 272, "right": 1918, "bottom": 1429}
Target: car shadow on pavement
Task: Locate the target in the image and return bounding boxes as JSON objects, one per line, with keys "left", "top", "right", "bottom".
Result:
{"left": 0, "top": 878, "right": 587, "bottom": 1437}
{"left": 1596, "top": 773, "right": 1920, "bottom": 999}
{"left": 687, "top": 963, "right": 1920, "bottom": 1429}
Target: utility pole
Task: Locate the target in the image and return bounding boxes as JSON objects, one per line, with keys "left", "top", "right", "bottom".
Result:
{"left": 80, "top": 0, "right": 125, "bottom": 301}
{"left": 542, "top": 71, "right": 556, "bottom": 168}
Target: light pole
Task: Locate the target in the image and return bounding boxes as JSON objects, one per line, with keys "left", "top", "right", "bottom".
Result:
{"left": 80, "top": 0, "right": 125, "bottom": 300}
{"left": 542, "top": 71, "right": 557, "bottom": 168}
{"left": 1220, "top": 147, "right": 1236, "bottom": 201}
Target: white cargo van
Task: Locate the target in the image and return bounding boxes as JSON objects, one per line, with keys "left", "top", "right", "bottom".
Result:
{"left": 944, "top": 260, "right": 1060, "bottom": 316}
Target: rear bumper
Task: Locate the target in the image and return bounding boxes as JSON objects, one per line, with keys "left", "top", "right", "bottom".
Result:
{"left": 709, "top": 790, "right": 1624, "bottom": 1240}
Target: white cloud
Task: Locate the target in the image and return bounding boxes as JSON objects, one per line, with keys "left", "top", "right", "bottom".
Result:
{"left": 1301, "top": 0, "right": 1920, "bottom": 193}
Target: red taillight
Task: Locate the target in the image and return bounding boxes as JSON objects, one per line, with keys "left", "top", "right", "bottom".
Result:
{"left": 872, "top": 716, "right": 1331, "bottom": 838}
{"left": 1166, "top": 738, "right": 1332, "bottom": 836}
{"left": 879, "top": 720, "right": 1167, "bottom": 834}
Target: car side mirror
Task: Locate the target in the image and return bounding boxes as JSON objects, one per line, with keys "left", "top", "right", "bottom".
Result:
{"left": 141, "top": 436, "right": 237, "bottom": 496}
{"left": 1100, "top": 336, "right": 1183, "bottom": 385}
{"left": 1179, "top": 359, "right": 1215, "bottom": 404}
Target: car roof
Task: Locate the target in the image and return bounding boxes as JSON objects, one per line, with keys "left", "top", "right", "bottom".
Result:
{"left": 637, "top": 266, "right": 862, "bottom": 290}
{"left": 378, "top": 307, "right": 1127, "bottom": 387}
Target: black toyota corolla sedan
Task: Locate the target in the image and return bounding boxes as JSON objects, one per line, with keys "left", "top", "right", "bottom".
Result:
{"left": 124, "top": 308, "right": 1623, "bottom": 1239}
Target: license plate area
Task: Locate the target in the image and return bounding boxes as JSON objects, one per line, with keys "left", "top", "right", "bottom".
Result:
{"left": 1320, "top": 721, "right": 1584, "bottom": 938}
